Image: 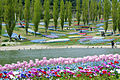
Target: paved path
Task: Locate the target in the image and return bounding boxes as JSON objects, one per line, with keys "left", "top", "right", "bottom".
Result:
{"left": 0, "top": 45, "right": 120, "bottom": 51}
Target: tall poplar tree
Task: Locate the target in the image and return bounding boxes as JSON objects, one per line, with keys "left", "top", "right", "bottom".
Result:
{"left": 103, "top": 0, "right": 111, "bottom": 32}
{"left": 53, "top": 0, "right": 59, "bottom": 31}
{"left": 90, "top": 0, "right": 94, "bottom": 22}
{"left": 33, "top": 0, "right": 42, "bottom": 36}
{"left": 76, "top": 0, "right": 81, "bottom": 25}
{"left": 118, "top": 2, "right": 120, "bottom": 33}
{"left": 14, "top": 0, "right": 19, "bottom": 21}
{"left": 65, "top": 1, "right": 68, "bottom": 22}
{"left": 19, "top": 0, "right": 23, "bottom": 21}
{"left": 112, "top": 0, "right": 118, "bottom": 33}
{"left": 4, "top": 0, "right": 16, "bottom": 41}
{"left": 60, "top": 0, "right": 64, "bottom": 31}
{"left": 24, "top": 0, "right": 30, "bottom": 35}
{"left": 68, "top": 1, "right": 72, "bottom": 27}
{"left": 31, "top": 0, "right": 34, "bottom": 20}
{"left": 82, "top": 0, "right": 89, "bottom": 25}
{"left": 44, "top": 0, "right": 50, "bottom": 33}
{"left": 0, "top": 0, "right": 3, "bottom": 36}
{"left": 94, "top": 1, "right": 98, "bottom": 22}
{"left": 98, "top": 0, "right": 102, "bottom": 20}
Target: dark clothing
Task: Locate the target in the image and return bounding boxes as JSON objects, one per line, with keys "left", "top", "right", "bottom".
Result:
{"left": 101, "top": 32, "right": 105, "bottom": 37}
{"left": 111, "top": 41, "right": 114, "bottom": 48}
{"left": 90, "top": 27, "right": 92, "bottom": 31}
{"left": 18, "top": 35, "right": 21, "bottom": 40}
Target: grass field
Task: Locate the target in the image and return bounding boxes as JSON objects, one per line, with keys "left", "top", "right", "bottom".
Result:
{"left": 1, "top": 19, "right": 120, "bottom": 46}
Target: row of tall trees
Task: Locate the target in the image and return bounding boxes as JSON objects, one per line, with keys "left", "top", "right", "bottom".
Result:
{"left": 1, "top": 0, "right": 120, "bottom": 41}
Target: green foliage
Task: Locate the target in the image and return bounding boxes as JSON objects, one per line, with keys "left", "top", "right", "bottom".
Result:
{"left": 30, "top": 0, "right": 35, "bottom": 20}
{"left": 4, "top": 0, "right": 16, "bottom": 41}
{"left": 98, "top": 0, "right": 102, "bottom": 20}
{"left": 14, "top": 0, "right": 19, "bottom": 21}
{"left": 68, "top": 1, "right": 72, "bottom": 27}
{"left": 112, "top": 0, "right": 118, "bottom": 33}
{"left": 65, "top": 1, "right": 69, "bottom": 22}
{"left": 118, "top": 2, "right": 120, "bottom": 33}
{"left": 76, "top": 0, "right": 81, "bottom": 25}
{"left": 82, "top": 0, "right": 89, "bottom": 25}
{"left": 0, "top": 0, "right": 3, "bottom": 36}
{"left": 24, "top": 0, "right": 30, "bottom": 35}
{"left": 19, "top": 0, "right": 23, "bottom": 21}
{"left": 90, "top": 0, "right": 98, "bottom": 22}
{"left": 104, "top": 0, "right": 111, "bottom": 32}
{"left": 33, "top": 0, "right": 42, "bottom": 36}
{"left": 53, "top": 0, "right": 59, "bottom": 30}
{"left": 60, "top": 0, "right": 64, "bottom": 31}
{"left": 44, "top": 0, "right": 50, "bottom": 33}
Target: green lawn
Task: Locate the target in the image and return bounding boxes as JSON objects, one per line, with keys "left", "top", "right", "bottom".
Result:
{"left": 1, "top": 19, "right": 120, "bottom": 46}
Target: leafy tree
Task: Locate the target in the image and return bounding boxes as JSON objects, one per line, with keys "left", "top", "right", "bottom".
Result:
{"left": 112, "top": 0, "right": 118, "bottom": 33}
{"left": 24, "top": 0, "right": 30, "bottom": 35}
{"left": 33, "top": 0, "right": 42, "bottom": 36}
{"left": 98, "top": 0, "right": 102, "bottom": 20}
{"left": 90, "top": 0, "right": 94, "bottom": 22}
{"left": 14, "top": 0, "right": 19, "bottom": 21}
{"left": 65, "top": 1, "right": 68, "bottom": 22}
{"left": 68, "top": 1, "right": 72, "bottom": 27}
{"left": 82, "top": 0, "right": 89, "bottom": 25}
{"left": 103, "top": 0, "right": 111, "bottom": 32}
{"left": 53, "top": 0, "right": 59, "bottom": 31}
{"left": 94, "top": 1, "right": 98, "bottom": 22}
{"left": 60, "top": 0, "right": 65, "bottom": 31}
{"left": 44, "top": 0, "right": 50, "bottom": 33}
{"left": 4, "top": 0, "right": 16, "bottom": 41}
{"left": 0, "top": 0, "right": 3, "bottom": 36}
{"left": 118, "top": 2, "right": 120, "bottom": 33}
{"left": 76, "top": 0, "right": 81, "bottom": 25}
{"left": 31, "top": 0, "right": 34, "bottom": 20}
{"left": 19, "top": 0, "right": 23, "bottom": 21}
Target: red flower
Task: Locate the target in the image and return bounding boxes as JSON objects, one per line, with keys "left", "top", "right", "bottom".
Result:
{"left": 87, "top": 72, "right": 92, "bottom": 74}
{"left": 42, "top": 71, "right": 46, "bottom": 74}
{"left": 89, "top": 76, "right": 92, "bottom": 78}
{"left": 102, "top": 70, "right": 107, "bottom": 74}
{"left": 28, "top": 71, "right": 31, "bottom": 73}
{"left": 4, "top": 76, "right": 8, "bottom": 79}
{"left": 55, "top": 72, "right": 57, "bottom": 75}
{"left": 51, "top": 70, "right": 54, "bottom": 71}
{"left": 77, "top": 74, "right": 82, "bottom": 77}
{"left": 64, "top": 72, "right": 66, "bottom": 74}
{"left": 110, "top": 62, "right": 113, "bottom": 65}
{"left": 56, "top": 75, "right": 61, "bottom": 77}
{"left": 86, "top": 73, "right": 90, "bottom": 76}
{"left": 0, "top": 73, "right": 3, "bottom": 77}
{"left": 114, "top": 61, "right": 119, "bottom": 64}
{"left": 78, "top": 67, "right": 83, "bottom": 69}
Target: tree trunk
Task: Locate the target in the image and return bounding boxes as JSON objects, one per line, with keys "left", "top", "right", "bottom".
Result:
{"left": 45, "top": 27, "right": 47, "bottom": 34}
{"left": 9, "top": 37, "right": 12, "bottom": 42}
{"left": 0, "top": 19, "right": 2, "bottom": 36}
{"left": 34, "top": 32, "right": 36, "bottom": 37}
{"left": 62, "top": 26, "right": 63, "bottom": 31}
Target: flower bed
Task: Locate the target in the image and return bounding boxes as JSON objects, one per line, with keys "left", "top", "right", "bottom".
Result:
{"left": 0, "top": 54, "right": 120, "bottom": 79}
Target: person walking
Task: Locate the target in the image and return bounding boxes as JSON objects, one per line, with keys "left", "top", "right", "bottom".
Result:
{"left": 18, "top": 34, "right": 21, "bottom": 40}
{"left": 111, "top": 41, "right": 114, "bottom": 48}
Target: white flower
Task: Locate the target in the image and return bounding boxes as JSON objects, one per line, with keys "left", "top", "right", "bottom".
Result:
{"left": 13, "top": 71, "right": 19, "bottom": 75}
{"left": 9, "top": 75, "right": 14, "bottom": 79}
{"left": 110, "top": 70, "right": 114, "bottom": 73}
{"left": 116, "top": 69, "right": 120, "bottom": 73}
